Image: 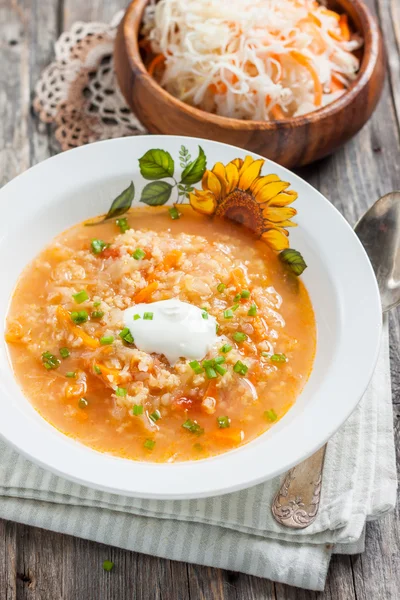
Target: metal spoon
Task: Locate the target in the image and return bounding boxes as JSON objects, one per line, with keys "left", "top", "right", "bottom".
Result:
{"left": 271, "top": 191, "right": 400, "bottom": 529}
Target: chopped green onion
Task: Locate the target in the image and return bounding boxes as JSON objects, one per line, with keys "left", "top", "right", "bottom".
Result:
{"left": 149, "top": 409, "right": 161, "bottom": 422}
{"left": 202, "top": 359, "right": 215, "bottom": 368}
{"left": 270, "top": 353, "right": 287, "bottom": 363}
{"left": 78, "top": 398, "right": 88, "bottom": 409}
{"left": 65, "top": 371, "right": 76, "bottom": 378}
{"left": 221, "top": 344, "right": 232, "bottom": 354}
{"left": 143, "top": 312, "right": 153, "bottom": 320}
{"left": 193, "top": 443, "right": 203, "bottom": 452}
{"left": 132, "top": 248, "right": 146, "bottom": 260}
{"left": 133, "top": 314, "right": 141, "bottom": 321}
{"left": 41, "top": 351, "right": 60, "bottom": 370}
{"left": 93, "top": 301, "right": 101, "bottom": 307}
{"left": 59, "top": 347, "right": 70, "bottom": 359}
{"left": 215, "top": 364, "right": 227, "bottom": 376}
{"left": 91, "top": 239, "right": 108, "bottom": 255}
{"left": 168, "top": 206, "right": 180, "bottom": 220}
{"left": 116, "top": 217, "right": 130, "bottom": 233}
{"left": 205, "top": 366, "right": 217, "bottom": 379}
{"left": 119, "top": 327, "right": 134, "bottom": 344}
{"left": 182, "top": 419, "right": 204, "bottom": 435}
{"left": 100, "top": 336, "right": 114, "bottom": 345}
{"left": 217, "top": 416, "right": 230, "bottom": 428}
{"left": 231, "top": 303, "right": 240, "bottom": 311}
{"left": 144, "top": 439, "right": 156, "bottom": 450}
{"left": 70, "top": 310, "right": 88, "bottom": 324}
{"left": 233, "top": 332, "right": 247, "bottom": 343}
{"left": 233, "top": 360, "right": 249, "bottom": 376}
{"left": 115, "top": 387, "right": 127, "bottom": 397}
{"left": 189, "top": 360, "right": 203, "bottom": 374}
{"left": 133, "top": 404, "right": 144, "bottom": 416}
{"left": 241, "top": 289, "right": 250, "bottom": 298}
{"left": 102, "top": 560, "right": 114, "bottom": 572}
{"left": 216, "top": 323, "right": 220, "bottom": 333}
{"left": 94, "top": 365, "right": 102, "bottom": 375}
{"left": 72, "top": 290, "right": 89, "bottom": 304}
{"left": 233, "top": 293, "right": 241, "bottom": 302}
{"left": 247, "top": 303, "right": 257, "bottom": 316}
{"left": 91, "top": 310, "right": 104, "bottom": 319}
{"left": 261, "top": 351, "right": 270, "bottom": 357}
{"left": 217, "top": 283, "right": 226, "bottom": 293}
{"left": 202, "top": 311, "right": 208, "bottom": 320}
{"left": 224, "top": 309, "right": 234, "bottom": 319}
{"left": 214, "top": 356, "right": 225, "bottom": 364}
{"left": 264, "top": 409, "right": 278, "bottom": 422}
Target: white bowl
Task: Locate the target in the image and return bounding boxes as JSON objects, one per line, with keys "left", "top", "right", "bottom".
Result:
{"left": 0, "top": 136, "right": 381, "bottom": 499}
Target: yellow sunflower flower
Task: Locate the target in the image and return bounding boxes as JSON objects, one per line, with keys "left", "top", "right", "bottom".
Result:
{"left": 189, "top": 156, "right": 298, "bottom": 251}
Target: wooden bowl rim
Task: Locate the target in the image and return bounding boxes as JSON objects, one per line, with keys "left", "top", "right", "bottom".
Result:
{"left": 122, "top": 0, "right": 384, "bottom": 131}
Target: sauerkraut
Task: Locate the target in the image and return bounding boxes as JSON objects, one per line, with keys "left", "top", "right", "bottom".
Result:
{"left": 141, "top": 0, "right": 363, "bottom": 120}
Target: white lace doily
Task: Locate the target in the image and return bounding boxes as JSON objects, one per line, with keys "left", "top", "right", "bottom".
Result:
{"left": 34, "top": 12, "right": 146, "bottom": 151}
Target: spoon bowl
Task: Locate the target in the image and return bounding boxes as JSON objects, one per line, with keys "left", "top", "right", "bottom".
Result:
{"left": 355, "top": 191, "right": 400, "bottom": 312}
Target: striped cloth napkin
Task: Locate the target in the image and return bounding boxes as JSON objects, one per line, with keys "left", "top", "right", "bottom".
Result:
{"left": 0, "top": 318, "right": 396, "bottom": 591}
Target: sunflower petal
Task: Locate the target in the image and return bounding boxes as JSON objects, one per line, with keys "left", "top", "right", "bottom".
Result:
{"left": 269, "top": 190, "right": 298, "bottom": 207}
{"left": 263, "top": 206, "right": 297, "bottom": 223}
{"left": 230, "top": 158, "right": 243, "bottom": 170}
{"left": 254, "top": 181, "right": 291, "bottom": 204}
{"left": 238, "top": 158, "right": 264, "bottom": 190}
{"left": 261, "top": 229, "right": 290, "bottom": 251}
{"left": 202, "top": 170, "right": 222, "bottom": 200}
{"left": 225, "top": 162, "right": 240, "bottom": 194}
{"left": 189, "top": 190, "right": 217, "bottom": 215}
{"left": 211, "top": 162, "right": 228, "bottom": 198}
{"left": 249, "top": 173, "right": 281, "bottom": 196}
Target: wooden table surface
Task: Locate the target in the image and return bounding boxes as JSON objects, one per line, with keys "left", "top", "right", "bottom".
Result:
{"left": 1, "top": 0, "right": 399, "bottom": 598}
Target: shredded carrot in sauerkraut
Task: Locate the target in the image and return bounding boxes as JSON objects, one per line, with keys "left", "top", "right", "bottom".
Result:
{"left": 141, "top": 0, "right": 363, "bottom": 120}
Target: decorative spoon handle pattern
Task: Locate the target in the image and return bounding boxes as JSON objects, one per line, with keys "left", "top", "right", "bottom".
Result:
{"left": 271, "top": 445, "right": 326, "bottom": 529}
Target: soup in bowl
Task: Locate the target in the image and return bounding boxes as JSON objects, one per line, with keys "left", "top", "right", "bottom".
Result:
{"left": 0, "top": 136, "right": 381, "bottom": 498}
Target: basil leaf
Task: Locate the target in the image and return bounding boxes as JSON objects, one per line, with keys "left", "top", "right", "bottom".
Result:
{"left": 139, "top": 149, "right": 174, "bottom": 180}
{"left": 279, "top": 249, "right": 307, "bottom": 276}
{"left": 140, "top": 181, "right": 173, "bottom": 206}
{"left": 85, "top": 182, "right": 134, "bottom": 225}
{"left": 180, "top": 146, "right": 207, "bottom": 185}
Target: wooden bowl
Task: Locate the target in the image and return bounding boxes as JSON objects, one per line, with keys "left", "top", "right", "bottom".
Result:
{"left": 114, "top": 0, "right": 385, "bottom": 168}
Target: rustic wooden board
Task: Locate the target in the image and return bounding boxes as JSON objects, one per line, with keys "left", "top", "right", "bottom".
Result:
{"left": 0, "top": 0, "right": 399, "bottom": 598}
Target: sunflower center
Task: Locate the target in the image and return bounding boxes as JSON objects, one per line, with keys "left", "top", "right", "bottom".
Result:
{"left": 215, "top": 189, "right": 265, "bottom": 236}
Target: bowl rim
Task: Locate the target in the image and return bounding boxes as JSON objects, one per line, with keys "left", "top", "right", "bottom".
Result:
{"left": 122, "top": 0, "right": 382, "bottom": 130}
{"left": 0, "top": 135, "right": 382, "bottom": 499}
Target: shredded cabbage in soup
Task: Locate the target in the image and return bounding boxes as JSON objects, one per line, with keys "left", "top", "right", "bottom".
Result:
{"left": 141, "top": 0, "right": 363, "bottom": 120}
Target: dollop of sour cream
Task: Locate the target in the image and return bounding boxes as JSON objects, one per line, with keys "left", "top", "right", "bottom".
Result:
{"left": 123, "top": 299, "right": 218, "bottom": 366}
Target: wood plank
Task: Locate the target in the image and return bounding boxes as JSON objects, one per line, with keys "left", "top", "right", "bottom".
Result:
{"left": 0, "top": 0, "right": 59, "bottom": 596}
{"left": 0, "top": 520, "right": 17, "bottom": 600}
{"left": 62, "top": 0, "right": 125, "bottom": 28}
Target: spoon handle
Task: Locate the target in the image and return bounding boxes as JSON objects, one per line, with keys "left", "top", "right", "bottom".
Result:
{"left": 271, "top": 445, "right": 326, "bottom": 529}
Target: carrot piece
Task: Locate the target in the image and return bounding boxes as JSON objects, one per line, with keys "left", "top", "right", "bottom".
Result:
{"left": 5, "top": 320, "right": 24, "bottom": 343}
{"left": 94, "top": 362, "right": 123, "bottom": 385}
{"left": 147, "top": 54, "right": 165, "bottom": 76}
{"left": 134, "top": 281, "right": 158, "bottom": 303}
{"left": 208, "top": 427, "right": 244, "bottom": 446}
{"left": 56, "top": 306, "right": 100, "bottom": 349}
{"left": 271, "top": 105, "right": 286, "bottom": 120}
{"left": 330, "top": 74, "right": 346, "bottom": 92}
{"left": 290, "top": 51, "right": 323, "bottom": 107}
{"left": 230, "top": 267, "right": 249, "bottom": 290}
{"left": 308, "top": 12, "right": 321, "bottom": 27}
{"left": 339, "top": 14, "right": 350, "bottom": 41}
{"left": 162, "top": 250, "right": 182, "bottom": 270}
